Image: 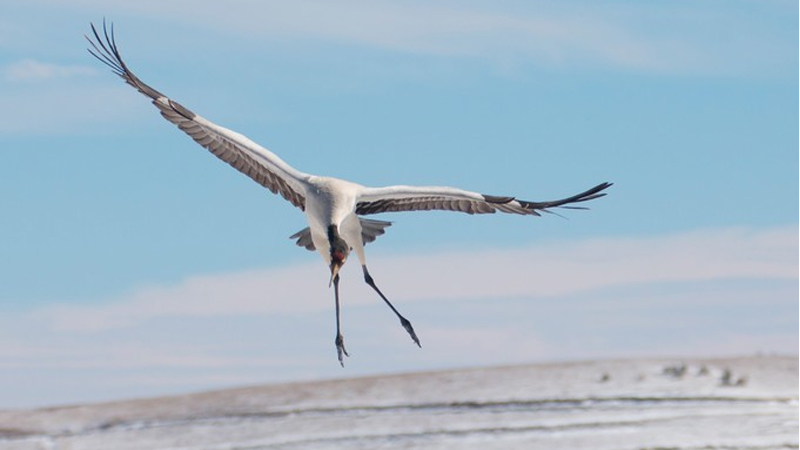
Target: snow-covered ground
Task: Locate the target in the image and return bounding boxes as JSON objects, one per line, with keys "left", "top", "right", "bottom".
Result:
{"left": 0, "top": 356, "right": 796, "bottom": 450}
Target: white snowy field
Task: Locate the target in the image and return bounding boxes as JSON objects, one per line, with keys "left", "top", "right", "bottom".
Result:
{"left": 0, "top": 356, "right": 796, "bottom": 450}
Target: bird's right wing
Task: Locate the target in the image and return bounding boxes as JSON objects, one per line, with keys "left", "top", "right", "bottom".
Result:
{"left": 86, "top": 21, "right": 309, "bottom": 210}
{"left": 356, "top": 182, "right": 612, "bottom": 216}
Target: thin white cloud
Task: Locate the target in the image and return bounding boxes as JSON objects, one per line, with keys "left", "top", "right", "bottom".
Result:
{"left": 417, "top": 325, "right": 551, "bottom": 364}
{"left": 0, "top": 84, "right": 145, "bottom": 135}
{"left": 1, "top": 225, "right": 795, "bottom": 407}
{"left": 3, "top": 59, "right": 96, "bottom": 82}
{"left": 0, "top": 59, "right": 125, "bottom": 135}
{"left": 0, "top": 342, "right": 295, "bottom": 371}
{"left": 35, "top": 225, "right": 798, "bottom": 333}
{"left": 25, "top": 0, "right": 794, "bottom": 75}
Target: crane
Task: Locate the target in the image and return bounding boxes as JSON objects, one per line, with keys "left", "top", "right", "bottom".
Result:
{"left": 87, "top": 21, "right": 612, "bottom": 366}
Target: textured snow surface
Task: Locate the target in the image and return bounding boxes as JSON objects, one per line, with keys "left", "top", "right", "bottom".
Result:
{"left": 0, "top": 356, "right": 796, "bottom": 450}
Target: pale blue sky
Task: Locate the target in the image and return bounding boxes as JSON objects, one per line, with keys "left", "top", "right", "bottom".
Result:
{"left": 0, "top": 1, "right": 797, "bottom": 407}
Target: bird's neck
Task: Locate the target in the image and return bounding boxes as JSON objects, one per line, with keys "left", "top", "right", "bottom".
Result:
{"left": 327, "top": 224, "right": 340, "bottom": 243}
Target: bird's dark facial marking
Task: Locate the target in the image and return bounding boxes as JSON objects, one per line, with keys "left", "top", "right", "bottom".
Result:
{"left": 330, "top": 240, "right": 349, "bottom": 264}
{"left": 331, "top": 249, "right": 347, "bottom": 264}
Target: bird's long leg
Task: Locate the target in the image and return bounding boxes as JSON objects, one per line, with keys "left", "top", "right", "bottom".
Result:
{"left": 333, "top": 273, "right": 349, "bottom": 366}
{"left": 362, "top": 265, "right": 421, "bottom": 347}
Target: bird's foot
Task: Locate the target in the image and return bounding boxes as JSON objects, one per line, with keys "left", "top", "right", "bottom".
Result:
{"left": 335, "top": 333, "right": 349, "bottom": 367}
{"left": 400, "top": 317, "right": 421, "bottom": 348}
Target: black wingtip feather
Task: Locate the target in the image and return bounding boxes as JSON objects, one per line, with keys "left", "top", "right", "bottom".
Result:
{"left": 86, "top": 19, "right": 168, "bottom": 101}
{"left": 86, "top": 19, "right": 125, "bottom": 77}
{"left": 519, "top": 181, "right": 612, "bottom": 212}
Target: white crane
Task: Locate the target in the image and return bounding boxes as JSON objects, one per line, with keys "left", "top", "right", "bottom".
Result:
{"left": 87, "top": 22, "right": 612, "bottom": 366}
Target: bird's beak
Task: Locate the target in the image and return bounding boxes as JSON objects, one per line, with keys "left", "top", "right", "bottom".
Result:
{"left": 329, "top": 262, "right": 342, "bottom": 287}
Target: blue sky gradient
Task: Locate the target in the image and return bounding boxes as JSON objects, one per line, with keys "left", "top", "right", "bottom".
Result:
{"left": 0, "top": 1, "right": 797, "bottom": 407}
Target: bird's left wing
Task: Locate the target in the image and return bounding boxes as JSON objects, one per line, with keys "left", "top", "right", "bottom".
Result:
{"left": 356, "top": 182, "right": 611, "bottom": 216}
{"left": 86, "top": 21, "right": 308, "bottom": 210}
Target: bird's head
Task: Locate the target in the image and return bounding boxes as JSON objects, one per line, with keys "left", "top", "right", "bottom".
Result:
{"left": 328, "top": 225, "right": 350, "bottom": 286}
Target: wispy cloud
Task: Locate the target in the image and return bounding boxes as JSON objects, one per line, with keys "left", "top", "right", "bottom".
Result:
{"left": 0, "top": 84, "right": 145, "bottom": 135}
{"left": 25, "top": 0, "right": 797, "bottom": 75}
{"left": 0, "top": 225, "right": 795, "bottom": 407}
{"left": 3, "top": 59, "right": 95, "bottom": 82}
{"left": 35, "top": 226, "right": 797, "bottom": 333}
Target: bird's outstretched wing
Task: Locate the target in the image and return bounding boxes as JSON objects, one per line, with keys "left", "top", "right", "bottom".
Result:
{"left": 356, "top": 182, "right": 612, "bottom": 216}
{"left": 86, "top": 21, "right": 308, "bottom": 210}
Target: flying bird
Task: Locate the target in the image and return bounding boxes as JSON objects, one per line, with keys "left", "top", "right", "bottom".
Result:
{"left": 87, "top": 21, "right": 612, "bottom": 366}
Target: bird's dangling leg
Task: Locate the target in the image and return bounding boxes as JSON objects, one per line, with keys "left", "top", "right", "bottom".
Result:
{"left": 333, "top": 273, "right": 349, "bottom": 366}
{"left": 362, "top": 265, "right": 421, "bottom": 347}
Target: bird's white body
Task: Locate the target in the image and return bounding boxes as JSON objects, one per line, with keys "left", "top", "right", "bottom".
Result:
{"left": 303, "top": 177, "right": 366, "bottom": 266}
{"left": 87, "top": 21, "right": 610, "bottom": 365}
